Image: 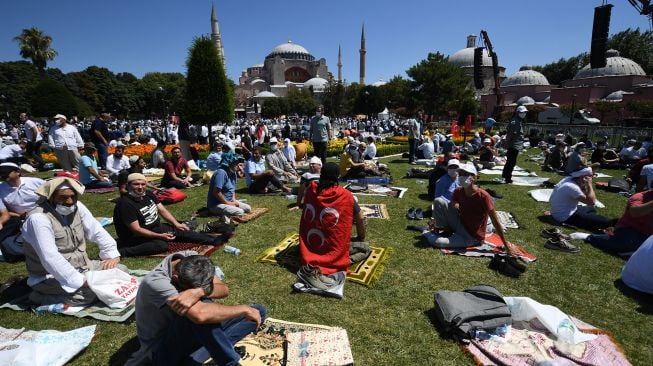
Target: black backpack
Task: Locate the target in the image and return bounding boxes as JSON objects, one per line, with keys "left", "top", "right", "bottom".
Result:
{"left": 433, "top": 284, "right": 512, "bottom": 339}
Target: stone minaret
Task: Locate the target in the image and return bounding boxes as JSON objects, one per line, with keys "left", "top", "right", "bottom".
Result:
{"left": 467, "top": 34, "right": 477, "bottom": 48}
{"left": 337, "top": 44, "right": 343, "bottom": 82}
{"left": 359, "top": 23, "right": 366, "bottom": 85}
{"left": 211, "top": 4, "right": 226, "bottom": 70}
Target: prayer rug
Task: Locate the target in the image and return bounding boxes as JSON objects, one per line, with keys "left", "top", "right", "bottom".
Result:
{"left": 84, "top": 186, "right": 118, "bottom": 194}
{"left": 286, "top": 328, "right": 354, "bottom": 366}
{"left": 95, "top": 217, "right": 113, "bottom": 227}
{"left": 232, "top": 207, "right": 271, "bottom": 223}
{"left": 463, "top": 316, "right": 630, "bottom": 366}
{"left": 353, "top": 185, "right": 407, "bottom": 198}
{"left": 359, "top": 203, "right": 389, "bottom": 219}
{"left": 0, "top": 270, "right": 149, "bottom": 323}
{"left": 511, "top": 176, "right": 549, "bottom": 186}
{"left": 529, "top": 189, "right": 606, "bottom": 208}
{"left": 496, "top": 211, "right": 519, "bottom": 229}
{"left": 491, "top": 165, "right": 526, "bottom": 171}
{"left": 146, "top": 241, "right": 224, "bottom": 258}
{"left": 440, "top": 233, "right": 537, "bottom": 262}
{"left": 235, "top": 318, "right": 339, "bottom": 366}
{"left": 479, "top": 169, "right": 532, "bottom": 176}
{"left": 257, "top": 233, "right": 393, "bottom": 287}
{"left": 342, "top": 176, "right": 393, "bottom": 185}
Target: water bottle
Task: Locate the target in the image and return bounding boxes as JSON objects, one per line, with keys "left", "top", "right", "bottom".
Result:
{"left": 33, "top": 303, "right": 69, "bottom": 315}
{"left": 556, "top": 318, "right": 575, "bottom": 353}
{"left": 224, "top": 245, "right": 241, "bottom": 256}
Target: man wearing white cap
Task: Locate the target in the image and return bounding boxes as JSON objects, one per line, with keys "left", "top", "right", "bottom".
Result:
{"left": 265, "top": 137, "right": 298, "bottom": 183}
{"left": 290, "top": 156, "right": 322, "bottom": 210}
{"left": 47, "top": 114, "right": 84, "bottom": 172}
{"left": 21, "top": 177, "right": 126, "bottom": 305}
{"left": 501, "top": 105, "right": 527, "bottom": 184}
{"left": 549, "top": 167, "right": 614, "bottom": 232}
{"left": 476, "top": 137, "right": 498, "bottom": 169}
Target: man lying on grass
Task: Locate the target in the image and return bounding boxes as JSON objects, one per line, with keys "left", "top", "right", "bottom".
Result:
{"left": 408, "top": 162, "right": 525, "bottom": 276}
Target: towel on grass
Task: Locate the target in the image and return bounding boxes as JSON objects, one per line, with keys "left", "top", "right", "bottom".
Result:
{"left": 510, "top": 176, "right": 550, "bottom": 186}
{"left": 440, "top": 233, "right": 537, "bottom": 262}
{"left": 528, "top": 189, "right": 606, "bottom": 208}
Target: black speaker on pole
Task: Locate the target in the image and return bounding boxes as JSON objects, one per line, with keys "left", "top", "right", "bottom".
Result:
{"left": 590, "top": 4, "right": 613, "bottom": 69}
{"left": 473, "top": 47, "right": 484, "bottom": 90}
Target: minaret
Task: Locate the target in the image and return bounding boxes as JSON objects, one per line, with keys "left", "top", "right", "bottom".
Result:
{"left": 211, "top": 3, "right": 226, "bottom": 71}
{"left": 337, "top": 44, "right": 343, "bottom": 83}
{"left": 359, "top": 23, "right": 366, "bottom": 85}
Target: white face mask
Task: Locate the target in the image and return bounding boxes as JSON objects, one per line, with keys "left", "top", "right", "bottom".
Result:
{"left": 518, "top": 112, "right": 527, "bottom": 119}
{"left": 316, "top": 112, "right": 322, "bottom": 117}
{"left": 270, "top": 144, "right": 278, "bottom": 152}
{"left": 55, "top": 204, "right": 76, "bottom": 216}
{"left": 56, "top": 119, "right": 64, "bottom": 126}
{"left": 457, "top": 175, "right": 473, "bottom": 188}
{"left": 447, "top": 168, "right": 458, "bottom": 179}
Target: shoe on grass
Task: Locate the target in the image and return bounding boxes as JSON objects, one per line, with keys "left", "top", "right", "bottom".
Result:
{"left": 406, "top": 207, "right": 416, "bottom": 219}
{"left": 540, "top": 228, "right": 570, "bottom": 240}
{"left": 488, "top": 255, "right": 522, "bottom": 278}
{"left": 297, "top": 265, "right": 336, "bottom": 290}
{"left": 544, "top": 238, "right": 580, "bottom": 253}
{"left": 414, "top": 208, "right": 424, "bottom": 220}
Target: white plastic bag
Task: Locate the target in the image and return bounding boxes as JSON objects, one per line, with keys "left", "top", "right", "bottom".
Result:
{"left": 86, "top": 268, "right": 139, "bottom": 309}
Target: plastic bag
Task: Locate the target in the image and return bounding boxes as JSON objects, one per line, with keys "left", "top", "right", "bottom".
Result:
{"left": 86, "top": 268, "right": 139, "bottom": 309}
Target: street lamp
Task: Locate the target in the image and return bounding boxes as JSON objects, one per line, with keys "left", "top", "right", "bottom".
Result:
{"left": 569, "top": 94, "right": 577, "bottom": 124}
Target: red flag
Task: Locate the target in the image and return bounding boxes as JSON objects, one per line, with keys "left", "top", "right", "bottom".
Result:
{"left": 451, "top": 120, "right": 460, "bottom": 139}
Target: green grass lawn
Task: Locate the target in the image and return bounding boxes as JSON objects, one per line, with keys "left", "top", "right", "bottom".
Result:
{"left": 1, "top": 150, "right": 652, "bottom": 365}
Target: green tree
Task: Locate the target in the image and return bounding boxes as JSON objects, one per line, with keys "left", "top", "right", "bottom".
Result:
{"left": 137, "top": 72, "right": 186, "bottom": 118}
{"left": 286, "top": 87, "right": 317, "bottom": 116}
{"left": 321, "top": 81, "right": 345, "bottom": 117}
{"left": 185, "top": 36, "right": 233, "bottom": 124}
{"left": 0, "top": 61, "right": 40, "bottom": 118}
{"left": 607, "top": 28, "right": 653, "bottom": 75}
{"left": 343, "top": 82, "right": 363, "bottom": 116}
{"left": 353, "top": 85, "right": 385, "bottom": 117}
{"left": 13, "top": 27, "right": 58, "bottom": 79}
{"left": 30, "top": 78, "right": 79, "bottom": 117}
{"left": 407, "top": 52, "right": 474, "bottom": 118}
{"left": 261, "top": 97, "right": 288, "bottom": 118}
{"left": 379, "top": 75, "right": 415, "bottom": 116}
{"left": 531, "top": 54, "right": 589, "bottom": 86}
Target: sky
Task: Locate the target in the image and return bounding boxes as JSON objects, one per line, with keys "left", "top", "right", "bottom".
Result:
{"left": 1, "top": 0, "right": 650, "bottom": 84}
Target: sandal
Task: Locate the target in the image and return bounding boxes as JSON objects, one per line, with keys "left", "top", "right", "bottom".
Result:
{"left": 544, "top": 238, "right": 580, "bottom": 253}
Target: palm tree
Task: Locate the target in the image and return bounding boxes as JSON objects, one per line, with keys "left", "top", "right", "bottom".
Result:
{"left": 13, "top": 27, "right": 58, "bottom": 78}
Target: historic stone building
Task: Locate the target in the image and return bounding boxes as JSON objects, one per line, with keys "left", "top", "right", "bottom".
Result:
{"left": 448, "top": 34, "right": 506, "bottom": 97}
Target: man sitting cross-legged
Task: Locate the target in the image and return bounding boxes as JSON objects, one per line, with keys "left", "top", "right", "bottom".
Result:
{"left": 207, "top": 153, "right": 251, "bottom": 219}
{"left": 244, "top": 146, "right": 292, "bottom": 194}
{"left": 125, "top": 252, "right": 266, "bottom": 366}
{"left": 114, "top": 173, "right": 228, "bottom": 257}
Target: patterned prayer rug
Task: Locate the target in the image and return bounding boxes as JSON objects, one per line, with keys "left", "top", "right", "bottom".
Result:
{"left": 84, "top": 186, "right": 118, "bottom": 194}
{"left": 232, "top": 207, "right": 271, "bottom": 223}
{"left": 353, "top": 185, "right": 408, "bottom": 198}
{"left": 257, "top": 233, "right": 392, "bottom": 287}
{"left": 286, "top": 328, "right": 354, "bottom": 366}
{"left": 440, "top": 233, "right": 537, "bottom": 262}
{"left": 496, "top": 211, "right": 519, "bottom": 229}
{"left": 235, "top": 318, "right": 340, "bottom": 366}
{"left": 146, "top": 241, "right": 223, "bottom": 258}
{"left": 359, "top": 203, "right": 389, "bottom": 219}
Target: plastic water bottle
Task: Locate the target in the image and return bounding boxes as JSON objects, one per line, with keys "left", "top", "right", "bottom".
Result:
{"left": 224, "top": 245, "right": 241, "bottom": 256}
{"left": 33, "top": 303, "right": 69, "bottom": 315}
{"left": 556, "top": 318, "right": 575, "bottom": 353}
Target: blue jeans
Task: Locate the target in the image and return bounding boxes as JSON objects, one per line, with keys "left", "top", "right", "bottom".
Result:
{"left": 586, "top": 227, "right": 648, "bottom": 254}
{"left": 564, "top": 206, "right": 613, "bottom": 232}
{"left": 152, "top": 303, "right": 266, "bottom": 366}
{"left": 96, "top": 143, "right": 108, "bottom": 169}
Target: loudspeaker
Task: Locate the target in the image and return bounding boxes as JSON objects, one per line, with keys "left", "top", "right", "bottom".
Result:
{"left": 590, "top": 4, "right": 613, "bottom": 69}
{"left": 473, "top": 47, "right": 484, "bottom": 90}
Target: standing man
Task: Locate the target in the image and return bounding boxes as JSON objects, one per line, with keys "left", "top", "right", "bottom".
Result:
{"left": 19, "top": 112, "right": 44, "bottom": 170}
{"left": 47, "top": 114, "right": 85, "bottom": 172}
{"left": 90, "top": 113, "right": 111, "bottom": 169}
{"left": 501, "top": 105, "right": 527, "bottom": 184}
{"left": 308, "top": 105, "right": 332, "bottom": 165}
{"left": 407, "top": 118, "right": 421, "bottom": 164}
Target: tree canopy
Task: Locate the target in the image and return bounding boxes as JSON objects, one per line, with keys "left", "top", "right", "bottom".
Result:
{"left": 13, "top": 27, "right": 57, "bottom": 78}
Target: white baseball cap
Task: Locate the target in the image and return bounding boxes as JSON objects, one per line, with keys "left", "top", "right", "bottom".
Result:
{"left": 269, "top": 137, "right": 278, "bottom": 144}
{"left": 458, "top": 162, "right": 478, "bottom": 176}
{"left": 516, "top": 105, "right": 528, "bottom": 113}
{"left": 447, "top": 159, "right": 460, "bottom": 167}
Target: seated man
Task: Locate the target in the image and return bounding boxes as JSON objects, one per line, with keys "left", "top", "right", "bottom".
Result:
{"left": 207, "top": 154, "right": 251, "bottom": 218}
{"left": 161, "top": 146, "right": 201, "bottom": 189}
{"left": 126, "top": 252, "right": 266, "bottom": 366}
{"left": 590, "top": 140, "right": 620, "bottom": 169}
{"left": 475, "top": 138, "right": 499, "bottom": 169}
{"left": 542, "top": 140, "right": 567, "bottom": 172}
{"left": 416, "top": 137, "right": 435, "bottom": 160}
{"left": 114, "top": 173, "right": 227, "bottom": 257}
{"left": 105, "top": 143, "right": 131, "bottom": 180}
{"left": 0, "top": 139, "right": 28, "bottom": 165}
{"left": 204, "top": 140, "right": 224, "bottom": 172}
{"left": 627, "top": 147, "right": 652, "bottom": 189}
{"left": 21, "top": 177, "right": 126, "bottom": 305}
{"left": 621, "top": 234, "right": 653, "bottom": 295}
{"left": 363, "top": 136, "right": 377, "bottom": 160}
{"left": 339, "top": 144, "right": 384, "bottom": 179}
{"left": 433, "top": 159, "right": 460, "bottom": 202}
{"left": 584, "top": 189, "right": 653, "bottom": 254}
{"left": 290, "top": 156, "right": 322, "bottom": 210}
{"left": 549, "top": 167, "right": 614, "bottom": 232}
{"left": 245, "top": 146, "right": 291, "bottom": 194}
{"left": 298, "top": 163, "right": 365, "bottom": 286}
{"left": 265, "top": 137, "right": 299, "bottom": 183}
{"left": 79, "top": 142, "right": 113, "bottom": 188}
{"left": 564, "top": 142, "right": 588, "bottom": 175}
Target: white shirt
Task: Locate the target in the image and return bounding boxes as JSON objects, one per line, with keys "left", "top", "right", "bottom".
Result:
{"left": 0, "top": 177, "right": 45, "bottom": 213}
{"left": 106, "top": 154, "right": 131, "bottom": 175}
{"left": 21, "top": 201, "right": 119, "bottom": 292}
{"left": 47, "top": 124, "right": 84, "bottom": 150}
{"left": 23, "top": 119, "right": 42, "bottom": 142}
{"left": 622, "top": 234, "right": 653, "bottom": 295}
{"left": 640, "top": 163, "right": 653, "bottom": 190}
{"left": 200, "top": 125, "right": 209, "bottom": 138}
{"left": 417, "top": 141, "right": 434, "bottom": 159}
{"left": 549, "top": 177, "right": 586, "bottom": 222}
{"left": 364, "top": 142, "right": 377, "bottom": 159}
{"left": 0, "top": 144, "right": 24, "bottom": 159}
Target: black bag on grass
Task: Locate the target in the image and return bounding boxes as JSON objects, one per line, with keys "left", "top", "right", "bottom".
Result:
{"left": 433, "top": 284, "right": 511, "bottom": 339}
{"left": 606, "top": 178, "right": 629, "bottom": 193}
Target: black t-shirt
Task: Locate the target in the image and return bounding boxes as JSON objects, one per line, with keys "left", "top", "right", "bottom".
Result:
{"left": 90, "top": 118, "right": 109, "bottom": 144}
{"left": 113, "top": 191, "right": 161, "bottom": 242}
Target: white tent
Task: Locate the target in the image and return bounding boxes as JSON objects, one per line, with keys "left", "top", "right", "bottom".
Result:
{"left": 378, "top": 107, "right": 390, "bottom": 121}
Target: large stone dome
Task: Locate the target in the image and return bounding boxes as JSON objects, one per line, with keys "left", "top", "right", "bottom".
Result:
{"left": 449, "top": 47, "right": 492, "bottom": 68}
{"left": 501, "top": 65, "right": 550, "bottom": 87}
{"left": 303, "top": 76, "right": 328, "bottom": 92}
{"left": 267, "top": 40, "right": 315, "bottom": 61}
{"left": 574, "top": 50, "right": 646, "bottom": 79}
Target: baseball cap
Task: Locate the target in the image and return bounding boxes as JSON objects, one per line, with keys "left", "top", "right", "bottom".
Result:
{"left": 458, "top": 162, "right": 478, "bottom": 176}
{"left": 447, "top": 159, "right": 460, "bottom": 168}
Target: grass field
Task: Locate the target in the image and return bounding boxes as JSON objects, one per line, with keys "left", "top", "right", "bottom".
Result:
{"left": 0, "top": 149, "right": 651, "bottom": 366}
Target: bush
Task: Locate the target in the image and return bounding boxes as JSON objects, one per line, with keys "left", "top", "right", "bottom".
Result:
{"left": 30, "top": 78, "right": 79, "bottom": 118}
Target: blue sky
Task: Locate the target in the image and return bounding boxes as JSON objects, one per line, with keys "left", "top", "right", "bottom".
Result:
{"left": 1, "top": 0, "right": 650, "bottom": 84}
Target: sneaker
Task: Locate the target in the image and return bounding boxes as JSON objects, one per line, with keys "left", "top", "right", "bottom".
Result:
{"left": 506, "top": 256, "right": 526, "bottom": 273}
{"left": 540, "top": 228, "right": 570, "bottom": 240}
{"left": 544, "top": 238, "right": 580, "bottom": 253}
{"left": 492, "top": 178, "right": 508, "bottom": 184}
{"left": 406, "top": 207, "right": 416, "bottom": 219}
{"left": 297, "top": 265, "right": 336, "bottom": 290}
{"left": 414, "top": 208, "right": 424, "bottom": 220}
{"left": 488, "top": 255, "right": 522, "bottom": 278}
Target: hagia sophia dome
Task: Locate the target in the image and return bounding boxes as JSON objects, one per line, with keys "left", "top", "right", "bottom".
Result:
{"left": 574, "top": 49, "right": 646, "bottom": 79}
{"left": 501, "top": 65, "right": 550, "bottom": 87}
{"left": 266, "top": 41, "right": 315, "bottom": 61}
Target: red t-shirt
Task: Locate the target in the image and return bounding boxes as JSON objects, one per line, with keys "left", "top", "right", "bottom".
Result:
{"left": 164, "top": 157, "right": 188, "bottom": 178}
{"left": 616, "top": 190, "right": 653, "bottom": 236}
{"left": 452, "top": 187, "right": 494, "bottom": 241}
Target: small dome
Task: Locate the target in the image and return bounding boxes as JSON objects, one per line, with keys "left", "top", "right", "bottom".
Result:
{"left": 449, "top": 47, "right": 492, "bottom": 68}
{"left": 574, "top": 49, "right": 646, "bottom": 79}
{"left": 303, "top": 76, "right": 328, "bottom": 92}
{"left": 250, "top": 64, "right": 264, "bottom": 68}
{"left": 501, "top": 65, "right": 550, "bottom": 87}
{"left": 254, "top": 91, "right": 277, "bottom": 98}
{"left": 267, "top": 40, "right": 315, "bottom": 61}
{"left": 603, "top": 90, "right": 634, "bottom": 102}
{"left": 372, "top": 79, "right": 387, "bottom": 87}
{"left": 515, "top": 96, "right": 535, "bottom": 105}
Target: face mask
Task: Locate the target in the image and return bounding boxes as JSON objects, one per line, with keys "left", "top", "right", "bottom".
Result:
{"left": 55, "top": 204, "right": 76, "bottom": 216}
{"left": 518, "top": 112, "right": 527, "bottom": 119}
{"left": 56, "top": 119, "right": 64, "bottom": 126}
{"left": 316, "top": 112, "right": 322, "bottom": 117}
{"left": 457, "top": 175, "right": 473, "bottom": 188}
{"left": 447, "top": 168, "right": 458, "bottom": 179}
{"left": 270, "top": 145, "right": 278, "bottom": 152}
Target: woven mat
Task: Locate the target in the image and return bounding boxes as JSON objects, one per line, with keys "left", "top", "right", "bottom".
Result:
{"left": 440, "top": 233, "right": 537, "bottom": 262}
{"left": 286, "top": 328, "right": 353, "bottom": 366}
{"left": 496, "top": 211, "right": 519, "bottom": 229}
{"left": 257, "top": 233, "right": 392, "bottom": 287}
{"left": 146, "top": 241, "right": 223, "bottom": 258}
{"left": 233, "top": 207, "right": 271, "bottom": 223}
{"left": 359, "top": 203, "right": 389, "bottom": 219}
{"left": 0, "top": 270, "right": 149, "bottom": 323}
{"left": 85, "top": 186, "right": 118, "bottom": 194}
{"left": 235, "top": 318, "right": 340, "bottom": 366}
{"left": 464, "top": 316, "right": 630, "bottom": 366}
